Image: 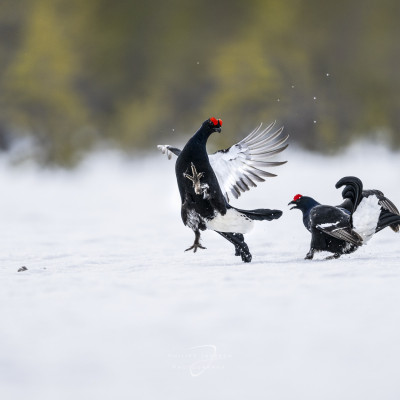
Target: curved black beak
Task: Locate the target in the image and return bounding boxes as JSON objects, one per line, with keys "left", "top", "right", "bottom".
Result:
{"left": 288, "top": 200, "right": 298, "bottom": 210}
{"left": 214, "top": 126, "right": 222, "bottom": 133}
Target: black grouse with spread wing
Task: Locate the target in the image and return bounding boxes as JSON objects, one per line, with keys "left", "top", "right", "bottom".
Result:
{"left": 158, "top": 117, "right": 288, "bottom": 262}
{"left": 289, "top": 176, "right": 400, "bottom": 260}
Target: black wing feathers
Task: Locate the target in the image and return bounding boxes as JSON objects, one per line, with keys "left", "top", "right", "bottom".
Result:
{"left": 317, "top": 224, "right": 363, "bottom": 246}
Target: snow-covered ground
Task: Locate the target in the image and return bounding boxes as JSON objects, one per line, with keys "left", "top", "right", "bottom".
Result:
{"left": 1, "top": 143, "right": 399, "bottom": 400}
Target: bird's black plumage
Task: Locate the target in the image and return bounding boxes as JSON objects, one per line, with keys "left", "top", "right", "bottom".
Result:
{"left": 336, "top": 177, "right": 400, "bottom": 234}
{"left": 159, "top": 117, "right": 287, "bottom": 262}
{"left": 290, "top": 176, "right": 400, "bottom": 260}
{"left": 175, "top": 119, "right": 227, "bottom": 223}
{"left": 289, "top": 195, "right": 361, "bottom": 260}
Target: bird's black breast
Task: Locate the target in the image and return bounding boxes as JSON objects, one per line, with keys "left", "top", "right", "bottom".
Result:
{"left": 175, "top": 148, "right": 226, "bottom": 220}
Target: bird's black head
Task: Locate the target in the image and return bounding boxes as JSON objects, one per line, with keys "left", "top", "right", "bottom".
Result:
{"left": 288, "top": 194, "right": 318, "bottom": 212}
{"left": 203, "top": 117, "right": 223, "bottom": 133}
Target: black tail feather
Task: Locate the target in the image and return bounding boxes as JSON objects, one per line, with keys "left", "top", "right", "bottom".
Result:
{"left": 335, "top": 176, "right": 364, "bottom": 217}
{"left": 232, "top": 207, "right": 282, "bottom": 221}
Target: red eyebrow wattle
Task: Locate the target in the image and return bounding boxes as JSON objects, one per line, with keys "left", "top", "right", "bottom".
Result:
{"left": 210, "top": 117, "right": 218, "bottom": 126}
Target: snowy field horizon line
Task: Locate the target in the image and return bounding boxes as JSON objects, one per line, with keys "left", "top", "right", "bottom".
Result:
{"left": 3, "top": 137, "right": 399, "bottom": 171}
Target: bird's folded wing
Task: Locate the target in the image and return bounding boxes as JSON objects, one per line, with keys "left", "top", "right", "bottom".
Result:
{"left": 208, "top": 122, "right": 288, "bottom": 201}
{"left": 316, "top": 223, "right": 363, "bottom": 246}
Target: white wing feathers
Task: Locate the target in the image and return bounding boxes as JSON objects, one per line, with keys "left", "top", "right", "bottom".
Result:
{"left": 209, "top": 122, "right": 288, "bottom": 201}
{"left": 157, "top": 145, "right": 181, "bottom": 159}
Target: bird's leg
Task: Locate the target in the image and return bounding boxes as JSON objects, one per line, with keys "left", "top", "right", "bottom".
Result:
{"left": 230, "top": 233, "right": 246, "bottom": 257}
{"left": 216, "top": 232, "right": 252, "bottom": 263}
{"left": 183, "top": 163, "right": 205, "bottom": 196}
{"left": 305, "top": 248, "right": 315, "bottom": 260}
{"left": 325, "top": 253, "right": 341, "bottom": 260}
{"left": 185, "top": 230, "right": 206, "bottom": 253}
{"left": 235, "top": 242, "right": 252, "bottom": 263}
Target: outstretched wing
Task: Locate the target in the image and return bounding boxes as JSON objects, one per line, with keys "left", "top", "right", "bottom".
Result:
{"left": 363, "top": 189, "right": 400, "bottom": 233}
{"left": 157, "top": 145, "right": 181, "bottom": 159}
{"left": 364, "top": 189, "right": 400, "bottom": 215}
{"left": 209, "top": 122, "right": 288, "bottom": 201}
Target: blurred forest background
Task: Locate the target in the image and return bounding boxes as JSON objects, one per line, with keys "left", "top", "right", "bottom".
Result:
{"left": 0, "top": 0, "right": 399, "bottom": 166}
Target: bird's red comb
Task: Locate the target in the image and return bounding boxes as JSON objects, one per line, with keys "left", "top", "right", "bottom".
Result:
{"left": 293, "top": 194, "right": 302, "bottom": 201}
{"left": 210, "top": 117, "right": 223, "bottom": 126}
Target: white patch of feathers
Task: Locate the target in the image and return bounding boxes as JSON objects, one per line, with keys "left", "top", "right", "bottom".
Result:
{"left": 205, "top": 209, "right": 254, "bottom": 234}
{"left": 343, "top": 241, "right": 354, "bottom": 252}
{"left": 317, "top": 222, "right": 340, "bottom": 229}
{"left": 353, "top": 195, "right": 381, "bottom": 243}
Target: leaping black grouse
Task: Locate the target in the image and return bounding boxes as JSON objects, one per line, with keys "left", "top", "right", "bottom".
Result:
{"left": 158, "top": 117, "right": 288, "bottom": 262}
{"left": 289, "top": 176, "right": 400, "bottom": 260}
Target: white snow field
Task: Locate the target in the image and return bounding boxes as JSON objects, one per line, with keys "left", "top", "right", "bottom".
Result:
{"left": 1, "top": 143, "right": 400, "bottom": 400}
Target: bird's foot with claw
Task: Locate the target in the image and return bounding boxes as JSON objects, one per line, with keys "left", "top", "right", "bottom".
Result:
{"left": 183, "top": 163, "right": 205, "bottom": 195}
{"left": 305, "top": 250, "right": 314, "bottom": 260}
{"left": 185, "top": 243, "right": 207, "bottom": 253}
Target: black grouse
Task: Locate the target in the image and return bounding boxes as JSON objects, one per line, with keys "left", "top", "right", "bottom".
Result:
{"left": 158, "top": 117, "right": 288, "bottom": 262}
{"left": 289, "top": 176, "right": 400, "bottom": 260}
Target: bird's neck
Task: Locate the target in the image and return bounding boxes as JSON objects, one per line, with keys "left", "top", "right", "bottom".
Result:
{"left": 305, "top": 198, "right": 320, "bottom": 210}
{"left": 182, "top": 127, "right": 212, "bottom": 161}
{"left": 300, "top": 199, "right": 320, "bottom": 230}
{"left": 190, "top": 126, "right": 213, "bottom": 146}
{"left": 179, "top": 127, "right": 211, "bottom": 166}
